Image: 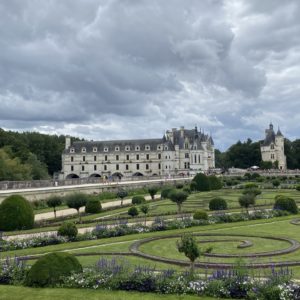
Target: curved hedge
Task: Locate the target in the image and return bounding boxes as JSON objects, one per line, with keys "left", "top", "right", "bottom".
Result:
{"left": 26, "top": 252, "right": 82, "bottom": 287}
{"left": 0, "top": 195, "right": 34, "bottom": 231}
{"left": 209, "top": 197, "right": 227, "bottom": 211}
{"left": 85, "top": 199, "right": 102, "bottom": 213}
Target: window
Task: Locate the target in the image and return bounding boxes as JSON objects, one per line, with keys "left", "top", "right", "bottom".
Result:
{"left": 164, "top": 146, "right": 168, "bottom": 150}
{"left": 116, "top": 155, "right": 119, "bottom": 161}
{"left": 158, "top": 163, "right": 161, "bottom": 169}
{"left": 71, "top": 165, "right": 74, "bottom": 171}
{"left": 135, "top": 145, "right": 140, "bottom": 151}
{"left": 83, "top": 156, "right": 85, "bottom": 162}
{"left": 104, "top": 165, "right": 107, "bottom": 171}
{"left": 82, "top": 165, "right": 85, "bottom": 171}
{"left": 157, "top": 145, "right": 161, "bottom": 150}
{"left": 146, "top": 154, "right": 149, "bottom": 160}
{"left": 195, "top": 154, "right": 197, "bottom": 163}
{"left": 126, "top": 154, "right": 129, "bottom": 160}
{"left": 82, "top": 147, "right": 86, "bottom": 153}
{"left": 271, "top": 144, "right": 275, "bottom": 150}
{"left": 193, "top": 145, "right": 197, "bottom": 150}
{"left": 70, "top": 148, "right": 75, "bottom": 153}
{"left": 185, "top": 153, "right": 189, "bottom": 158}
{"left": 116, "top": 164, "right": 119, "bottom": 170}
{"left": 165, "top": 155, "right": 168, "bottom": 159}
{"left": 105, "top": 155, "right": 108, "bottom": 161}
{"left": 136, "top": 164, "right": 139, "bottom": 170}
{"left": 165, "top": 166, "right": 168, "bottom": 169}
{"left": 198, "top": 155, "right": 201, "bottom": 163}
{"left": 93, "top": 147, "right": 97, "bottom": 152}
{"left": 146, "top": 164, "right": 149, "bottom": 170}
{"left": 125, "top": 145, "right": 130, "bottom": 151}
{"left": 71, "top": 156, "right": 74, "bottom": 162}
{"left": 158, "top": 153, "right": 161, "bottom": 159}
{"left": 94, "top": 156, "right": 97, "bottom": 161}
{"left": 104, "top": 147, "right": 108, "bottom": 152}
{"left": 94, "top": 165, "right": 97, "bottom": 171}
{"left": 271, "top": 154, "right": 275, "bottom": 159}
{"left": 136, "top": 154, "right": 139, "bottom": 160}
{"left": 185, "top": 143, "right": 189, "bottom": 149}
{"left": 145, "top": 145, "right": 150, "bottom": 150}
{"left": 126, "top": 164, "right": 129, "bottom": 170}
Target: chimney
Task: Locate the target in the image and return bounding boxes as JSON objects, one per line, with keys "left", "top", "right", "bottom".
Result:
{"left": 65, "top": 135, "right": 71, "bottom": 150}
{"left": 180, "top": 126, "right": 184, "bottom": 138}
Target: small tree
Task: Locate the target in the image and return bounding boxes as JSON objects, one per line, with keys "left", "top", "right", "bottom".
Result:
{"left": 128, "top": 206, "right": 139, "bottom": 218}
{"left": 132, "top": 195, "right": 145, "bottom": 205}
{"left": 148, "top": 186, "right": 159, "bottom": 200}
{"left": 117, "top": 189, "right": 128, "bottom": 206}
{"left": 177, "top": 234, "right": 200, "bottom": 274}
{"left": 191, "top": 173, "right": 210, "bottom": 192}
{"left": 208, "top": 175, "right": 223, "bottom": 190}
{"left": 140, "top": 204, "right": 149, "bottom": 225}
{"left": 66, "top": 193, "right": 88, "bottom": 222}
{"left": 161, "top": 186, "right": 175, "bottom": 199}
{"left": 238, "top": 193, "right": 255, "bottom": 214}
{"left": 272, "top": 179, "right": 280, "bottom": 188}
{"left": 209, "top": 197, "right": 227, "bottom": 211}
{"left": 169, "top": 190, "right": 189, "bottom": 214}
{"left": 46, "top": 196, "right": 62, "bottom": 219}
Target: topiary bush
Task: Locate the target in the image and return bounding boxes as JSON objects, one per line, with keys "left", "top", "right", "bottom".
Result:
{"left": 25, "top": 252, "right": 82, "bottom": 287}
{"left": 131, "top": 195, "right": 145, "bottom": 205}
{"left": 128, "top": 206, "right": 139, "bottom": 217}
{"left": 296, "top": 185, "right": 300, "bottom": 191}
{"left": 208, "top": 175, "right": 223, "bottom": 190}
{"left": 193, "top": 210, "right": 208, "bottom": 220}
{"left": 191, "top": 173, "right": 210, "bottom": 192}
{"left": 85, "top": 199, "right": 102, "bottom": 214}
{"left": 209, "top": 197, "right": 228, "bottom": 211}
{"left": 57, "top": 222, "right": 78, "bottom": 240}
{"left": 0, "top": 195, "right": 34, "bottom": 231}
{"left": 148, "top": 186, "right": 159, "bottom": 200}
{"left": 273, "top": 196, "right": 298, "bottom": 214}
{"left": 161, "top": 186, "right": 175, "bottom": 199}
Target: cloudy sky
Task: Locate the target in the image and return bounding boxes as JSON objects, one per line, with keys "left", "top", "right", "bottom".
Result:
{"left": 0, "top": 0, "right": 299, "bottom": 150}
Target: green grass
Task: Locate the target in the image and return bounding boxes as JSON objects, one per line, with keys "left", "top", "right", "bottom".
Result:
{"left": 0, "top": 285, "right": 215, "bottom": 300}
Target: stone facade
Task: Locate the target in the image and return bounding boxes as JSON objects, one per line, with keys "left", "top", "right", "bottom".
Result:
{"left": 260, "top": 123, "right": 286, "bottom": 170}
{"left": 60, "top": 126, "right": 215, "bottom": 179}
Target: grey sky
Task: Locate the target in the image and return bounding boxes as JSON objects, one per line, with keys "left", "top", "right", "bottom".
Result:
{"left": 0, "top": 0, "right": 299, "bottom": 150}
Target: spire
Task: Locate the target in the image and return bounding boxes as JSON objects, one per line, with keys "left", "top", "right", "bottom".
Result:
{"left": 276, "top": 127, "right": 283, "bottom": 136}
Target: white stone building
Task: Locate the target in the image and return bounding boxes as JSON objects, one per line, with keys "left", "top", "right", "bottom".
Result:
{"left": 60, "top": 126, "right": 215, "bottom": 179}
{"left": 260, "top": 123, "right": 287, "bottom": 170}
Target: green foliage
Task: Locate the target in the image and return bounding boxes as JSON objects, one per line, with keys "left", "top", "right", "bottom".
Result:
{"left": 272, "top": 179, "right": 281, "bottom": 188}
{"left": 175, "top": 183, "right": 184, "bottom": 189}
{"left": 169, "top": 190, "right": 189, "bottom": 213}
{"left": 46, "top": 196, "right": 62, "bottom": 219}
{"left": 148, "top": 186, "right": 159, "bottom": 200}
{"left": 296, "top": 185, "right": 300, "bottom": 191}
{"left": 242, "top": 188, "right": 261, "bottom": 196}
{"left": 140, "top": 204, "right": 149, "bottom": 215}
{"left": 274, "top": 196, "right": 298, "bottom": 214}
{"left": 260, "top": 160, "right": 273, "bottom": 169}
{"left": 131, "top": 195, "right": 145, "bottom": 205}
{"left": 208, "top": 175, "right": 223, "bottom": 190}
{"left": 160, "top": 186, "right": 175, "bottom": 199}
{"left": 191, "top": 173, "right": 210, "bottom": 192}
{"left": 238, "top": 193, "right": 256, "bottom": 212}
{"left": 66, "top": 193, "right": 88, "bottom": 222}
{"left": 193, "top": 210, "right": 208, "bottom": 220}
{"left": 57, "top": 222, "right": 78, "bottom": 240}
{"left": 128, "top": 206, "right": 139, "bottom": 217}
{"left": 244, "top": 183, "right": 258, "bottom": 189}
{"left": 25, "top": 252, "right": 82, "bottom": 287}
{"left": 85, "top": 199, "right": 102, "bottom": 214}
{"left": 182, "top": 185, "right": 191, "bottom": 194}
{"left": 209, "top": 197, "right": 228, "bottom": 211}
{"left": 117, "top": 189, "right": 128, "bottom": 206}
{"left": 176, "top": 234, "right": 200, "bottom": 273}
{"left": 0, "top": 195, "right": 34, "bottom": 231}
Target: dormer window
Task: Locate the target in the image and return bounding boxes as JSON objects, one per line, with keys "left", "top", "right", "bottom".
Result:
{"left": 93, "top": 147, "right": 97, "bottom": 152}
{"left": 193, "top": 145, "right": 197, "bottom": 150}
{"left": 145, "top": 145, "right": 150, "bottom": 151}
{"left": 81, "top": 147, "right": 86, "bottom": 153}
{"left": 104, "top": 147, "right": 108, "bottom": 152}
{"left": 271, "top": 144, "right": 274, "bottom": 150}
{"left": 125, "top": 145, "right": 130, "bottom": 151}
{"left": 135, "top": 145, "right": 140, "bottom": 151}
{"left": 157, "top": 145, "right": 161, "bottom": 150}
{"left": 115, "top": 146, "right": 120, "bottom": 151}
{"left": 70, "top": 148, "right": 75, "bottom": 153}
{"left": 164, "top": 146, "right": 168, "bottom": 150}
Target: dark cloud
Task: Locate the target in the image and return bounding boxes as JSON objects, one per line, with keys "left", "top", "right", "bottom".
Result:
{"left": 0, "top": 0, "right": 299, "bottom": 150}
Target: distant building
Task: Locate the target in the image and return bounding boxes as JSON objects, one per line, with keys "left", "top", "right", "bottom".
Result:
{"left": 260, "top": 123, "right": 286, "bottom": 170}
{"left": 60, "top": 126, "right": 215, "bottom": 179}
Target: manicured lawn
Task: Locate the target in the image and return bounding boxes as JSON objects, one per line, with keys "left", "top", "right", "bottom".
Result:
{"left": 0, "top": 285, "right": 215, "bottom": 300}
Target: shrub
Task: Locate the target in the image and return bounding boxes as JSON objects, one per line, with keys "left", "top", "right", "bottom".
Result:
{"left": 191, "top": 173, "right": 210, "bottom": 192}
{"left": 182, "top": 185, "right": 191, "bottom": 194}
{"left": 175, "top": 183, "right": 184, "bottom": 189}
{"left": 131, "top": 195, "right": 145, "bottom": 205}
{"left": 0, "top": 195, "right": 34, "bottom": 231}
{"left": 169, "top": 190, "right": 189, "bottom": 213}
{"left": 193, "top": 210, "right": 208, "bottom": 220}
{"left": 85, "top": 199, "right": 102, "bottom": 213}
{"left": 273, "top": 196, "right": 298, "bottom": 214}
{"left": 244, "top": 183, "right": 258, "bottom": 189}
{"left": 148, "top": 186, "right": 159, "bottom": 200}
{"left": 238, "top": 193, "right": 256, "bottom": 213}
{"left": 128, "top": 206, "right": 139, "bottom": 217}
{"left": 208, "top": 175, "right": 223, "bottom": 190}
{"left": 117, "top": 189, "right": 128, "bottom": 206}
{"left": 209, "top": 197, "right": 227, "bottom": 211}
{"left": 26, "top": 252, "right": 82, "bottom": 287}
{"left": 296, "top": 185, "right": 300, "bottom": 191}
{"left": 46, "top": 196, "right": 62, "bottom": 219}
{"left": 161, "top": 186, "right": 175, "bottom": 199}
{"left": 242, "top": 188, "right": 261, "bottom": 196}
{"left": 272, "top": 179, "right": 281, "bottom": 188}
{"left": 57, "top": 222, "right": 78, "bottom": 240}
{"left": 66, "top": 193, "right": 89, "bottom": 222}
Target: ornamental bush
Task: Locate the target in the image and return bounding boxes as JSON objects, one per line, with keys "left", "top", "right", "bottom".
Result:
{"left": 208, "top": 175, "right": 223, "bottom": 190}
{"left": 193, "top": 210, "right": 208, "bottom": 220}
{"left": 25, "top": 252, "right": 82, "bottom": 287}
{"left": 273, "top": 196, "right": 298, "bottom": 214}
{"left": 57, "top": 222, "right": 78, "bottom": 240}
{"left": 161, "top": 186, "right": 175, "bottom": 199}
{"left": 148, "top": 186, "right": 159, "bottom": 200}
{"left": 191, "top": 173, "right": 210, "bottom": 192}
{"left": 128, "top": 206, "right": 139, "bottom": 217}
{"left": 131, "top": 195, "right": 145, "bottom": 205}
{"left": 209, "top": 197, "right": 228, "bottom": 211}
{"left": 296, "top": 185, "right": 300, "bottom": 191}
{"left": 0, "top": 195, "right": 34, "bottom": 231}
{"left": 85, "top": 199, "right": 102, "bottom": 213}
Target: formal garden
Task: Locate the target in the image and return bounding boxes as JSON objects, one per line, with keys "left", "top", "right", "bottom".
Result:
{"left": 1, "top": 173, "right": 300, "bottom": 299}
